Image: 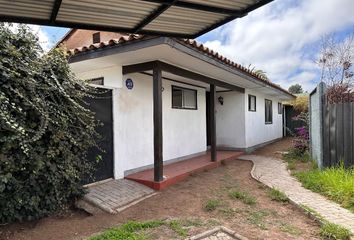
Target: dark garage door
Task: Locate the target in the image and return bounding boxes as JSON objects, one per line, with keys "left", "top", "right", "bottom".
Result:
{"left": 83, "top": 89, "right": 114, "bottom": 184}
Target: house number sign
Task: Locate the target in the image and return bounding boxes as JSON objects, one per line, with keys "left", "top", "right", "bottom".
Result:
{"left": 126, "top": 78, "right": 134, "bottom": 90}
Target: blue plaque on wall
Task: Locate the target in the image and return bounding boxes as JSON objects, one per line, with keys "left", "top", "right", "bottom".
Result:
{"left": 126, "top": 78, "right": 134, "bottom": 90}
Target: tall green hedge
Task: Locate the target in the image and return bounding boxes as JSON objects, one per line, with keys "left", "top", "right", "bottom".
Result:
{"left": 0, "top": 24, "right": 99, "bottom": 223}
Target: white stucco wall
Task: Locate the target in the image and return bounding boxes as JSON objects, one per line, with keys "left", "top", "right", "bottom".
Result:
{"left": 244, "top": 89, "right": 283, "bottom": 148}
{"left": 73, "top": 63, "right": 285, "bottom": 178}
{"left": 76, "top": 65, "right": 123, "bottom": 88}
{"left": 76, "top": 66, "right": 207, "bottom": 179}
{"left": 216, "top": 91, "right": 246, "bottom": 149}
{"left": 117, "top": 73, "right": 206, "bottom": 178}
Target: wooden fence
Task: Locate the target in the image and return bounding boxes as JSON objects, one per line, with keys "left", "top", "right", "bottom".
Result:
{"left": 322, "top": 102, "right": 354, "bottom": 168}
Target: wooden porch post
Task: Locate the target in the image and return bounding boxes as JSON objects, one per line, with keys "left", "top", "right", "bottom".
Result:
{"left": 210, "top": 84, "right": 217, "bottom": 162}
{"left": 153, "top": 64, "right": 164, "bottom": 182}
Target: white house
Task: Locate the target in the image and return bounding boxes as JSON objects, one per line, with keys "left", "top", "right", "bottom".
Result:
{"left": 59, "top": 30, "right": 295, "bottom": 187}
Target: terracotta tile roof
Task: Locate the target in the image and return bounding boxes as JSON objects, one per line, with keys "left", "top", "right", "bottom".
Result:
{"left": 66, "top": 34, "right": 146, "bottom": 55}
{"left": 66, "top": 35, "right": 294, "bottom": 97}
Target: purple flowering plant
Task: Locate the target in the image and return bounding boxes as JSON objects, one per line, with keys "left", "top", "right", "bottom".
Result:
{"left": 292, "top": 112, "right": 309, "bottom": 154}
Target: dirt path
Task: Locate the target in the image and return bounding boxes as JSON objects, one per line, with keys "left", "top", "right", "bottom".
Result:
{"left": 252, "top": 137, "right": 293, "bottom": 158}
{"left": 0, "top": 138, "right": 320, "bottom": 240}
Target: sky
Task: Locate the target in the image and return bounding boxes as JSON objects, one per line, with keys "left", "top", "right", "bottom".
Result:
{"left": 34, "top": 0, "right": 354, "bottom": 92}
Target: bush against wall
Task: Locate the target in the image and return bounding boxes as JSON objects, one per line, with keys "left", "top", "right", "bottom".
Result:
{"left": 0, "top": 24, "right": 100, "bottom": 223}
{"left": 292, "top": 112, "right": 309, "bottom": 155}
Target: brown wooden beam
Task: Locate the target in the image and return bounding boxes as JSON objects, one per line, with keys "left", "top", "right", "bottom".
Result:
{"left": 122, "top": 61, "right": 244, "bottom": 92}
{"left": 210, "top": 84, "right": 217, "bottom": 162}
{"left": 122, "top": 61, "right": 155, "bottom": 75}
{"left": 158, "top": 61, "right": 244, "bottom": 93}
{"left": 153, "top": 64, "right": 164, "bottom": 182}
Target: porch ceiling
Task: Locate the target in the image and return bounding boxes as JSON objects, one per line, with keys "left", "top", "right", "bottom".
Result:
{"left": 0, "top": 0, "right": 273, "bottom": 38}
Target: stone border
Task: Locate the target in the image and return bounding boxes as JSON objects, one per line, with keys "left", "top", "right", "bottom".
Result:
{"left": 187, "top": 226, "right": 248, "bottom": 240}
{"left": 239, "top": 155, "right": 354, "bottom": 240}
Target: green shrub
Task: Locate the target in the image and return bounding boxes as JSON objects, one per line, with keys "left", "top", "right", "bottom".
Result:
{"left": 229, "top": 190, "right": 257, "bottom": 205}
{"left": 295, "top": 165, "right": 354, "bottom": 212}
{"left": 267, "top": 188, "right": 289, "bottom": 203}
{"left": 0, "top": 24, "right": 99, "bottom": 223}
{"left": 320, "top": 222, "right": 352, "bottom": 240}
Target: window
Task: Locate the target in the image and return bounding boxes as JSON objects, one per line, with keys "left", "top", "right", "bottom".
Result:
{"left": 278, "top": 102, "right": 282, "bottom": 114}
{"left": 248, "top": 95, "right": 256, "bottom": 111}
{"left": 92, "top": 32, "right": 101, "bottom": 44}
{"left": 265, "top": 99, "right": 273, "bottom": 124}
{"left": 172, "top": 86, "right": 197, "bottom": 110}
{"left": 87, "top": 77, "right": 104, "bottom": 85}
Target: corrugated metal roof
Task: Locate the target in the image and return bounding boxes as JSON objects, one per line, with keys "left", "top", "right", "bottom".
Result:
{"left": 184, "top": 0, "right": 255, "bottom": 10}
{"left": 65, "top": 33, "right": 293, "bottom": 97}
{"left": 0, "top": 0, "right": 273, "bottom": 38}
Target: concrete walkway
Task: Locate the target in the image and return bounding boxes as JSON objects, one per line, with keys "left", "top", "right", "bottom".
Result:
{"left": 239, "top": 155, "right": 354, "bottom": 234}
{"left": 77, "top": 179, "right": 156, "bottom": 214}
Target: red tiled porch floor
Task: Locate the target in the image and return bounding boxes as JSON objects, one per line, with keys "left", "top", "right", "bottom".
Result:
{"left": 125, "top": 151, "right": 243, "bottom": 190}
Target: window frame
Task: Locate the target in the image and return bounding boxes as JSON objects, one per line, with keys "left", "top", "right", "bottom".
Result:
{"left": 171, "top": 85, "right": 198, "bottom": 110}
{"left": 87, "top": 77, "right": 104, "bottom": 85}
{"left": 248, "top": 94, "right": 256, "bottom": 112}
{"left": 278, "top": 102, "right": 283, "bottom": 114}
{"left": 265, "top": 99, "right": 273, "bottom": 124}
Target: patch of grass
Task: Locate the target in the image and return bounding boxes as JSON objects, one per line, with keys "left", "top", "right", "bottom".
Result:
{"left": 247, "top": 210, "right": 270, "bottom": 230}
{"left": 218, "top": 207, "right": 241, "bottom": 219}
{"left": 89, "top": 219, "right": 206, "bottom": 240}
{"left": 267, "top": 188, "right": 289, "bottom": 203}
{"left": 283, "top": 149, "right": 312, "bottom": 171}
{"left": 181, "top": 218, "right": 204, "bottom": 227}
{"left": 295, "top": 164, "right": 354, "bottom": 213}
{"left": 320, "top": 222, "right": 352, "bottom": 240}
{"left": 283, "top": 149, "right": 311, "bottom": 163}
{"left": 300, "top": 205, "right": 352, "bottom": 240}
{"left": 279, "top": 223, "right": 302, "bottom": 236}
{"left": 229, "top": 189, "right": 257, "bottom": 205}
{"left": 89, "top": 220, "right": 164, "bottom": 240}
{"left": 168, "top": 220, "right": 188, "bottom": 238}
{"left": 286, "top": 160, "right": 296, "bottom": 170}
{"left": 206, "top": 218, "right": 220, "bottom": 226}
{"left": 204, "top": 199, "right": 222, "bottom": 212}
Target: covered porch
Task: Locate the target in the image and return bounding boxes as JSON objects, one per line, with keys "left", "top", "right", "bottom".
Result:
{"left": 123, "top": 60, "right": 244, "bottom": 188}
{"left": 126, "top": 150, "right": 243, "bottom": 190}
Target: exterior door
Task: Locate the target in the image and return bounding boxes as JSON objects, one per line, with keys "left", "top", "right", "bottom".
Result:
{"left": 83, "top": 88, "right": 114, "bottom": 184}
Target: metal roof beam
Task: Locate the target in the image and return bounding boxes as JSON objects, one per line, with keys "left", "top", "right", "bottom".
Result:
{"left": 191, "top": 0, "right": 274, "bottom": 38}
{"left": 139, "top": 0, "right": 245, "bottom": 16}
{"left": 50, "top": 0, "right": 62, "bottom": 22}
{"left": 134, "top": 0, "right": 178, "bottom": 33}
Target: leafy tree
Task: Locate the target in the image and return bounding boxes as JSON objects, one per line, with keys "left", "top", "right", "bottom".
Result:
{"left": 288, "top": 84, "right": 304, "bottom": 94}
{"left": 0, "top": 24, "right": 100, "bottom": 223}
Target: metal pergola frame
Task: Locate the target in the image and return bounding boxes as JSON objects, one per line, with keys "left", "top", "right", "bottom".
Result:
{"left": 0, "top": 0, "right": 273, "bottom": 38}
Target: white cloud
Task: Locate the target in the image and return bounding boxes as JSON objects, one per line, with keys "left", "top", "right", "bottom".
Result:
{"left": 202, "top": 0, "right": 354, "bottom": 91}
